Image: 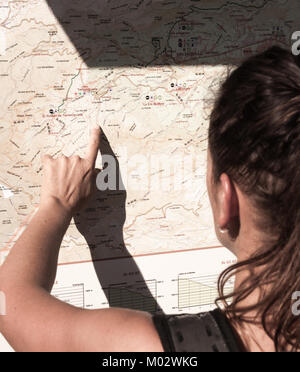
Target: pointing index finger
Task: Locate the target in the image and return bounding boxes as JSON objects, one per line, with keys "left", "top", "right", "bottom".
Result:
{"left": 86, "top": 126, "right": 101, "bottom": 167}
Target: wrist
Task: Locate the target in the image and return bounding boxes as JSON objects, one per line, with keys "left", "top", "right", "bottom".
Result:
{"left": 39, "top": 197, "right": 73, "bottom": 222}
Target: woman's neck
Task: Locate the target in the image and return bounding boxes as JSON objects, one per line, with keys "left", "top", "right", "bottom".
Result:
{"left": 230, "top": 269, "right": 275, "bottom": 352}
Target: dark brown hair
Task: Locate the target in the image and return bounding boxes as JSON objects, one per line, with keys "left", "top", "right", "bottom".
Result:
{"left": 209, "top": 46, "right": 300, "bottom": 352}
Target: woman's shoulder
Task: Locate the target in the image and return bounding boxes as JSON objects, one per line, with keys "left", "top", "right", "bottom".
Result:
{"left": 152, "top": 308, "right": 244, "bottom": 352}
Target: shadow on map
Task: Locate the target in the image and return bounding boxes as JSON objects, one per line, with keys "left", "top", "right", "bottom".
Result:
{"left": 45, "top": 0, "right": 289, "bottom": 68}
{"left": 74, "top": 130, "right": 163, "bottom": 314}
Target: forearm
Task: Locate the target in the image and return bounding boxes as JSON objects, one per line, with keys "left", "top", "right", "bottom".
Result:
{"left": 0, "top": 199, "right": 72, "bottom": 293}
{"left": 0, "top": 127, "right": 100, "bottom": 350}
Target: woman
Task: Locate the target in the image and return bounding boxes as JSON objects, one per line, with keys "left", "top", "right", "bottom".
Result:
{"left": 0, "top": 45, "right": 299, "bottom": 352}
{"left": 208, "top": 45, "right": 300, "bottom": 352}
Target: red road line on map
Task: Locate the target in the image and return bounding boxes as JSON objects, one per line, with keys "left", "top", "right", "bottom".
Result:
{"left": 58, "top": 245, "right": 224, "bottom": 266}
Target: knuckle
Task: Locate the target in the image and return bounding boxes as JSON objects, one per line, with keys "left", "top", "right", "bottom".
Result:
{"left": 43, "top": 155, "right": 53, "bottom": 164}
{"left": 71, "top": 155, "right": 81, "bottom": 164}
{"left": 85, "top": 160, "right": 94, "bottom": 170}
{"left": 59, "top": 155, "right": 69, "bottom": 163}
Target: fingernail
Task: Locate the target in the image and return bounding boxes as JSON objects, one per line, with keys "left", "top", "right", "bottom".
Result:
{"left": 90, "top": 124, "right": 100, "bottom": 134}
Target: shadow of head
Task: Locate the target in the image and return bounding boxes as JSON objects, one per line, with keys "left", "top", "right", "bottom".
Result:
{"left": 74, "top": 129, "right": 163, "bottom": 314}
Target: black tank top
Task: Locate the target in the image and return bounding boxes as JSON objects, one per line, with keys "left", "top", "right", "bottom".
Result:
{"left": 152, "top": 308, "right": 243, "bottom": 352}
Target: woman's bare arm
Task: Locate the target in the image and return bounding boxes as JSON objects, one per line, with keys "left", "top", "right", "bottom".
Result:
{"left": 0, "top": 127, "right": 163, "bottom": 352}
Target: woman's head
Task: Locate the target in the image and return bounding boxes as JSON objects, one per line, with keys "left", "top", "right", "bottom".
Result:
{"left": 207, "top": 46, "right": 300, "bottom": 351}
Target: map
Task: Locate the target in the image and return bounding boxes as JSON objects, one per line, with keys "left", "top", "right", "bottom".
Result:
{"left": 0, "top": 0, "right": 298, "bottom": 351}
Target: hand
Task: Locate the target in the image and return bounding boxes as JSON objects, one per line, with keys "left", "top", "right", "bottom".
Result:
{"left": 40, "top": 127, "right": 101, "bottom": 216}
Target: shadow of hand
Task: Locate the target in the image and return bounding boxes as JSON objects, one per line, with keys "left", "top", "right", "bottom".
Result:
{"left": 74, "top": 130, "right": 163, "bottom": 314}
